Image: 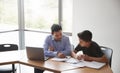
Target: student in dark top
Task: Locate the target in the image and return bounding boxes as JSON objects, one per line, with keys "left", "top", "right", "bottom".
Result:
{"left": 72, "top": 30, "right": 108, "bottom": 63}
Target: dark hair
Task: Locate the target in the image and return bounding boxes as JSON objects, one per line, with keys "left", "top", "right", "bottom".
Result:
{"left": 78, "top": 30, "right": 92, "bottom": 42}
{"left": 51, "top": 24, "right": 62, "bottom": 33}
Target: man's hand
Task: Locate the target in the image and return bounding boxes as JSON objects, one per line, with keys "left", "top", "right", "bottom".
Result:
{"left": 57, "top": 52, "right": 66, "bottom": 58}
{"left": 48, "top": 46, "right": 54, "bottom": 51}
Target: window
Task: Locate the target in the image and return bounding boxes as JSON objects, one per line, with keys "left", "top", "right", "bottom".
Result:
{"left": 0, "top": 31, "right": 19, "bottom": 45}
{"left": 0, "top": 0, "right": 73, "bottom": 48}
{"left": 0, "top": 0, "right": 18, "bottom": 45}
{"left": 0, "top": 0, "right": 18, "bottom": 31}
{"left": 62, "top": 0, "right": 72, "bottom": 32}
{"left": 24, "top": 0, "right": 58, "bottom": 31}
{"left": 25, "top": 31, "right": 50, "bottom": 47}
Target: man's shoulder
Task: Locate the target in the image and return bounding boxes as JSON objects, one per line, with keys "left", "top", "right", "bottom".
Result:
{"left": 62, "top": 35, "right": 69, "bottom": 39}
{"left": 46, "top": 35, "right": 52, "bottom": 40}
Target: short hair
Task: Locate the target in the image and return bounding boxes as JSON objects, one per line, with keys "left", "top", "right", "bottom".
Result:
{"left": 51, "top": 24, "right": 62, "bottom": 33}
{"left": 78, "top": 30, "right": 92, "bottom": 42}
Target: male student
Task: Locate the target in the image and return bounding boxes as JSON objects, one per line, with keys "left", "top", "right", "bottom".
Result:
{"left": 34, "top": 24, "right": 71, "bottom": 73}
{"left": 72, "top": 30, "right": 108, "bottom": 63}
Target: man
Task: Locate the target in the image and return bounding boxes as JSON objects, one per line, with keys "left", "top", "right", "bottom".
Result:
{"left": 35, "top": 24, "right": 71, "bottom": 73}
{"left": 72, "top": 30, "right": 108, "bottom": 63}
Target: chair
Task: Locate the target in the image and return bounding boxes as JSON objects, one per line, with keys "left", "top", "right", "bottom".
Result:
{"left": 100, "top": 46, "right": 113, "bottom": 67}
{"left": 0, "top": 44, "right": 18, "bottom": 73}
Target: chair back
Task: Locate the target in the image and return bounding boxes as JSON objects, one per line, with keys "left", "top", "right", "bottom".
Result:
{"left": 100, "top": 46, "right": 113, "bottom": 67}
{"left": 0, "top": 44, "right": 18, "bottom": 52}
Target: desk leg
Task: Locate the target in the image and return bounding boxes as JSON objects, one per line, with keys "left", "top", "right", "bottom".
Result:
{"left": 12, "top": 64, "right": 15, "bottom": 73}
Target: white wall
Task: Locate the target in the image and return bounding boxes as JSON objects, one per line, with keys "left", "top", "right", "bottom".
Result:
{"left": 72, "top": 0, "right": 120, "bottom": 73}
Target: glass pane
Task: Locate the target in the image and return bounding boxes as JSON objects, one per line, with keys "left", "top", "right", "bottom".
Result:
{"left": 0, "top": 31, "right": 19, "bottom": 45}
{"left": 25, "top": 31, "right": 72, "bottom": 47}
{"left": 24, "top": 0, "right": 58, "bottom": 31}
{"left": 25, "top": 31, "right": 50, "bottom": 47}
{"left": 62, "top": 0, "right": 72, "bottom": 32}
{"left": 0, "top": 0, "right": 18, "bottom": 31}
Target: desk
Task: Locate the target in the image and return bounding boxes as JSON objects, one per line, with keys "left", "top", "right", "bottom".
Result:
{"left": 19, "top": 60, "right": 79, "bottom": 73}
{"left": 0, "top": 50, "right": 113, "bottom": 73}
{"left": 19, "top": 50, "right": 79, "bottom": 73}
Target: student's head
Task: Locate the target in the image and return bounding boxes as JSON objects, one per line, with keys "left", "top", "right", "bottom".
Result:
{"left": 77, "top": 30, "right": 92, "bottom": 47}
{"left": 51, "top": 24, "right": 62, "bottom": 41}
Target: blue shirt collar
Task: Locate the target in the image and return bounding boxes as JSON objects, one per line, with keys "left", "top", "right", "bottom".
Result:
{"left": 52, "top": 35, "right": 62, "bottom": 42}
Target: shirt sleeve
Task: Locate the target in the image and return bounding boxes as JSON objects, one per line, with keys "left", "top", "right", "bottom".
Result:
{"left": 61, "top": 37, "right": 71, "bottom": 56}
{"left": 44, "top": 37, "right": 57, "bottom": 57}
{"left": 74, "top": 44, "right": 82, "bottom": 53}
{"left": 94, "top": 43, "right": 104, "bottom": 57}
{"left": 96, "top": 47, "right": 104, "bottom": 57}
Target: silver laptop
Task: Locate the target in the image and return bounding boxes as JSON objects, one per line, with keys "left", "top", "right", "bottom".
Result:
{"left": 26, "top": 47, "right": 48, "bottom": 61}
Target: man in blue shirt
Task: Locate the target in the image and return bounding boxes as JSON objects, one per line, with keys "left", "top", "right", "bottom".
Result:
{"left": 34, "top": 24, "right": 71, "bottom": 73}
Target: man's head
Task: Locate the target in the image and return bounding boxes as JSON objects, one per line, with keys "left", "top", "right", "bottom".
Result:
{"left": 51, "top": 24, "right": 62, "bottom": 41}
{"left": 78, "top": 30, "right": 92, "bottom": 48}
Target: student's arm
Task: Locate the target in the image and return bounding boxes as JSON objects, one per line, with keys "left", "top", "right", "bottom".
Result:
{"left": 84, "top": 44, "right": 108, "bottom": 63}
{"left": 44, "top": 37, "right": 57, "bottom": 57}
{"left": 84, "top": 55, "right": 108, "bottom": 63}
{"left": 71, "top": 45, "right": 84, "bottom": 60}
{"left": 71, "top": 51, "right": 85, "bottom": 60}
{"left": 71, "top": 51, "right": 77, "bottom": 58}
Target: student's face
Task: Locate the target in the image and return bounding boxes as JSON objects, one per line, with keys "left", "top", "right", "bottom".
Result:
{"left": 52, "top": 30, "right": 62, "bottom": 41}
{"left": 79, "top": 39, "right": 90, "bottom": 48}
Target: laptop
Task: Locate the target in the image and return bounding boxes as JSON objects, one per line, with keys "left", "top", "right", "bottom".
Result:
{"left": 26, "top": 47, "right": 49, "bottom": 61}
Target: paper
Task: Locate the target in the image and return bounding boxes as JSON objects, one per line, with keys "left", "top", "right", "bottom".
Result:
{"left": 70, "top": 60, "right": 106, "bottom": 69}
{"left": 76, "top": 51, "right": 83, "bottom": 56}
{"left": 84, "top": 61, "right": 106, "bottom": 69}
{"left": 66, "top": 58, "right": 81, "bottom": 64}
{"left": 51, "top": 57, "right": 106, "bottom": 69}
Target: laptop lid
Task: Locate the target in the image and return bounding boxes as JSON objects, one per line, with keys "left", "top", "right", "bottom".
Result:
{"left": 26, "top": 47, "right": 45, "bottom": 61}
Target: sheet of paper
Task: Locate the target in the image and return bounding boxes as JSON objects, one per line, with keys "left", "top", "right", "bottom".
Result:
{"left": 84, "top": 61, "right": 106, "bottom": 69}
{"left": 76, "top": 51, "right": 83, "bottom": 56}
{"left": 70, "top": 61, "right": 85, "bottom": 67}
{"left": 51, "top": 57, "right": 106, "bottom": 69}
{"left": 66, "top": 58, "right": 81, "bottom": 64}
{"left": 69, "top": 60, "right": 106, "bottom": 69}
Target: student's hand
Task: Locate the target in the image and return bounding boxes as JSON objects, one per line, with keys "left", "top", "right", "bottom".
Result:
{"left": 76, "top": 55, "right": 85, "bottom": 60}
{"left": 48, "top": 46, "right": 54, "bottom": 51}
{"left": 57, "top": 52, "right": 66, "bottom": 58}
{"left": 84, "top": 55, "right": 93, "bottom": 61}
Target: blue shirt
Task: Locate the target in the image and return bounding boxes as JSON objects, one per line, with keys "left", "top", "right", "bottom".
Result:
{"left": 44, "top": 35, "right": 71, "bottom": 57}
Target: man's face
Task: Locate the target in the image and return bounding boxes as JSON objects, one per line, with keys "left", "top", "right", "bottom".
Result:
{"left": 52, "top": 30, "right": 62, "bottom": 41}
{"left": 79, "top": 38, "right": 90, "bottom": 48}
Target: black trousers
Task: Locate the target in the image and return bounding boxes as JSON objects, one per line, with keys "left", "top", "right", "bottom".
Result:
{"left": 34, "top": 68, "right": 44, "bottom": 73}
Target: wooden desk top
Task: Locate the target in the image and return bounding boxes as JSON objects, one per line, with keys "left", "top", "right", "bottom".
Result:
{"left": 0, "top": 50, "right": 113, "bottom": 73}
{"left": 19, "top": 58, "right": 79, "bottom": 73}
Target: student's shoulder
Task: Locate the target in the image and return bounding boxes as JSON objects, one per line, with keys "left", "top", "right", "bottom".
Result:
{"left": 91, "top": 41, "right": 100, "bottom": 48}
{"left": 74, "top": 44, "right": 82, "bottom": 52}
{"left": 75, "top": 44, "right": 82, "bottom": 49}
